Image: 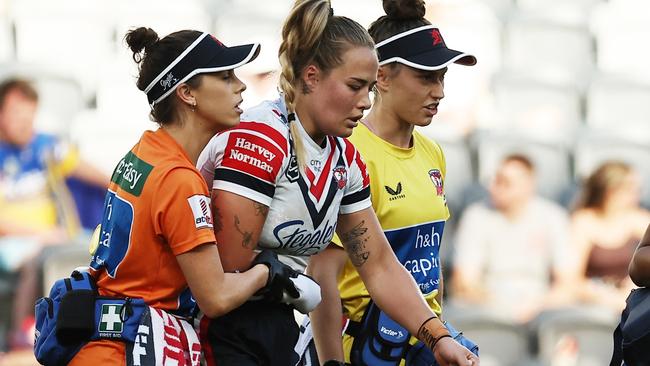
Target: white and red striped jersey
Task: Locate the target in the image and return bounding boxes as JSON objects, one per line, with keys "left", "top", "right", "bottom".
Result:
{"left": 197, "top": 98, "right": 371, "bottom": 269}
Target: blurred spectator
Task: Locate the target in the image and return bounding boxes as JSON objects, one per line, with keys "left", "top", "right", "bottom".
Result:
{"left": 451, "top": 154, "right": 575, "bottom": 323}
{"left": 0, "top": 77, "right": 108, "bottom": 349}
{"left": 569, "top": 161, "right": 650, "bottom": 311}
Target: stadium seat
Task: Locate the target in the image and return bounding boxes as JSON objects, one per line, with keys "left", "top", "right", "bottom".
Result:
{"left": 113, "top": 0, "right": 211, "bottom": 43}
{"left": 0, "top": 18, "right": 13, "bottom": 62}
{"left": 503, "top": 17, "right": 594, "bottom": 87}
{"left": 0, "top": 270, "right": 18, "bottom": 351}
{"left": 515, "top": 0, "right": 603, "bottom": 25}
{"left": 11, "top": 0, "right": 115, "bottom": 93}
{"left": 41, "top": 244, "right": 92, "bottom": 296}
{"left": 586, "top": 75, "right": 650, "bottom": 143}
{"left": 473, "top": 132, "right": 573, "bottom": 203}
{"left": 533, "top": 307, "right": 619, "bottom": 366}
{"left": 444, "top": 305, "right": 533, "bottom": 366}
{"left": 591, "top": 0, "right": 650, "bottom": 78}
{"left": 474, "top": 0, "right": 516, "bottom": 20}
{"left": 574, "top": 134, "right": 650, "bottom": 207}
{"left": 490, "top": 74, "right": 582, "bottom": 143}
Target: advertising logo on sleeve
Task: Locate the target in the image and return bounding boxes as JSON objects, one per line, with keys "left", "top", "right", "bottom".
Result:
{"left": 384, "top": 220, "right": 446, "bottom": 295}
{"left": 222, "top": 132, "right": 283, "bottom": 183}
{"left": 187, "top": 195, "right": 213, "bottom": 229}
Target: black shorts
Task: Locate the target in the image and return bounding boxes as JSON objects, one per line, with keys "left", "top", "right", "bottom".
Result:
{"left": 200, "top": 300, "right": 300, "bottom": 366}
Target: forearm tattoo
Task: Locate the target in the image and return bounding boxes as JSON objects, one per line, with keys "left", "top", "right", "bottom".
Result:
{"left": 234, "top": 215, "right": 254, "bottom": 249}
{"left": 418, "top": 326, "right": 437, "bottom": 350}
{"left": 340, "top": 220, "right": 370, "bottom": 267}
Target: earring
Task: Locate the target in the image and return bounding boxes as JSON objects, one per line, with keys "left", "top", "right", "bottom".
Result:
{"left": 191, "top": 101, "right": 196, "bottom": 112}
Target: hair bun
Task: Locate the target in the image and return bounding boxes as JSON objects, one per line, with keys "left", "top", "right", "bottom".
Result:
{"left": 125, "top": 27, "right": 160, "bottom": 63}
{"left": 382, "top": 0, "right": 426, "bottom": 20}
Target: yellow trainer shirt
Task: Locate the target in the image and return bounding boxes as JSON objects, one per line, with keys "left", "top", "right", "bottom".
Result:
{"left": 334, "top": 123, "right": 450, "bottom": 360}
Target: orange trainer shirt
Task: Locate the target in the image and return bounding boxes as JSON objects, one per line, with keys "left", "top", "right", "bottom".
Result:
{"left": 89, "top": 128, "right": 216, "bottom": 311}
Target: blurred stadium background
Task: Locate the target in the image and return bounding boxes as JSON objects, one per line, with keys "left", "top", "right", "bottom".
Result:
{"left": 0, "top": 0, "right": 649, "bottom": 364}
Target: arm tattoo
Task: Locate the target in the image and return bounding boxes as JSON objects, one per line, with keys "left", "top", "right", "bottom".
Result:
{"left": 340, "top": 220, "right": 370, "bottom": 267}
{"left": 418, "top": 326, "right": 437, "bottom": 350}
{"left": 253, "top": 202, "right": 269, "bottom": 217}
{"left": 234, "top": 215, "right": 254, "bottom": 249}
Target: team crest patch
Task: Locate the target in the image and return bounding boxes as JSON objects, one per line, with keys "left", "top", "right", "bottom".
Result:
{"left": 187, "top": 195, "right": 213, "bottom": 229}
{"left": 428, "top": 169, "right": 444, "bottom": 196}
{"left": 332, "top": 166, "right": 347, "bottom": 190}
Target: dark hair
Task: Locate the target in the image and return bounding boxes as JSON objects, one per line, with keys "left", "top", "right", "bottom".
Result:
{"left": 0, "top": 78, "right": 38, "bottom": 108}
{"left": 125, "top": 27, "right": 203, "bottom": 124}
{"left": 577, "top": 161, "right": 633, "bottom": 210}
{"left": 502, "top": 153, "right": 535, "bottom": 173}
{"left": 279, "top": 0, "right": 375, "bottom": 169}
{"left": 368, "top": 0, "right": 430, "bottom": 46}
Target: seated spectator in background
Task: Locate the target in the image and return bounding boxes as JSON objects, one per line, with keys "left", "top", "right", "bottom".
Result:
{"left": 629, "top": 223, "right": 650, "bottom": 287}
{"left": 569, "top": 161, "right": 650, "bottom": 311}
{"left": 0, "top": 78, "right": 108, "bottom": 349}
{"left": 451, "top": 154, "right": 575, "bottom": 323}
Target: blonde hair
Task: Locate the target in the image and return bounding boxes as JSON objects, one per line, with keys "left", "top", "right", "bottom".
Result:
{"left": 278, "top": 0, "right": 374, "bottom": 169}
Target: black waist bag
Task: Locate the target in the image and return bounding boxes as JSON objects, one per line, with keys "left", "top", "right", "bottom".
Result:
{"left": 612, "top": 287, "right": 650, "bottom": 366}
{"left": 348, "top": 301, "right": 411, "bottom": 366}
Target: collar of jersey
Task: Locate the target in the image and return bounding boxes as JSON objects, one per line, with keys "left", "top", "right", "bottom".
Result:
{"left": 293, "top": 113, "right": 329, "bottom": 153}
{"left": 154, "top": 128, "right": 192, "bottom": 164}
{"left": 358, "top": 123, "right": 416, "bottom": 159}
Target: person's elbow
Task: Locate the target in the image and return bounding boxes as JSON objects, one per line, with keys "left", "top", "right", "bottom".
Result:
{"left": 629, "top": 249, "right": 650, "bottom": 287}
{"left": 197, "top": 297, "right": 231, "bottom": 318}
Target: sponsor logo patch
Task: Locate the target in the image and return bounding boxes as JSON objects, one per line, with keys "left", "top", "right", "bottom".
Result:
{"left": 187, "top": 195, "right": 213, "bottom": 229}
{"left": 222, "top": 132, "right": 282, "bottom": 183}
{"left": 110, "top": 151, "right": 153, "bottom": 197}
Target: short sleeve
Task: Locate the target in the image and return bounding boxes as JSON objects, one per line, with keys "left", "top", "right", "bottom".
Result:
{"left": 340, "top": 143, "right": 371, "bottom": 214}
{"left": 152, "top": 168, "right": 216, "bottom": 256}
{"left": 426, "top": 138, "right": 451, "bottom": 220}
{"left": 207, "top": 122, "right": 288, "bottom": 206}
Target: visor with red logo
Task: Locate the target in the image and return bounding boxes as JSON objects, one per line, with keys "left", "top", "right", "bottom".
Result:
{"left": 375, "top": 25, "right": 476, "bottom": 70}
{"left": 144, "top": 32, "right": 260, "bottom": 106}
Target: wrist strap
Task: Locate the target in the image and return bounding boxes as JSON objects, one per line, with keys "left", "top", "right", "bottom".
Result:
{"left": 432, "top": 333, "right": 453, "bottom": 351}
{"left": 323, "top": 360, "right": 346, "bottom": 366}
{"left": 417, "top": 316, "right": 451, "bottom": 351}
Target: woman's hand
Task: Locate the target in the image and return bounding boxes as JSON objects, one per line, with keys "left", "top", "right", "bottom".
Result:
{"left": 433, "top": 337, "right": 479, "bottom": 366}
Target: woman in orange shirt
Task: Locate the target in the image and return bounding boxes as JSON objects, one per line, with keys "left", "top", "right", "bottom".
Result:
{"left": 36, "top": 26, "right": 296, "bottom": 366}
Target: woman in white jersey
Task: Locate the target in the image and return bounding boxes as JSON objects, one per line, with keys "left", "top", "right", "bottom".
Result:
{"left": 307, "top": 1, "right": 480, "bottom": 365}
{"left": 196, "top": 0, "right": 478, "bottom": 365}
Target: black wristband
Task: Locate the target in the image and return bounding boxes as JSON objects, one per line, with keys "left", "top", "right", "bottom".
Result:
{"left": 417, "top": 315, "right": 438, "bottom": 338}
{"left": 323, "top": 360, "right": 346, "bottom": 366}
{"left": 432, "top": 333, "right": 453, "bottom": 350}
